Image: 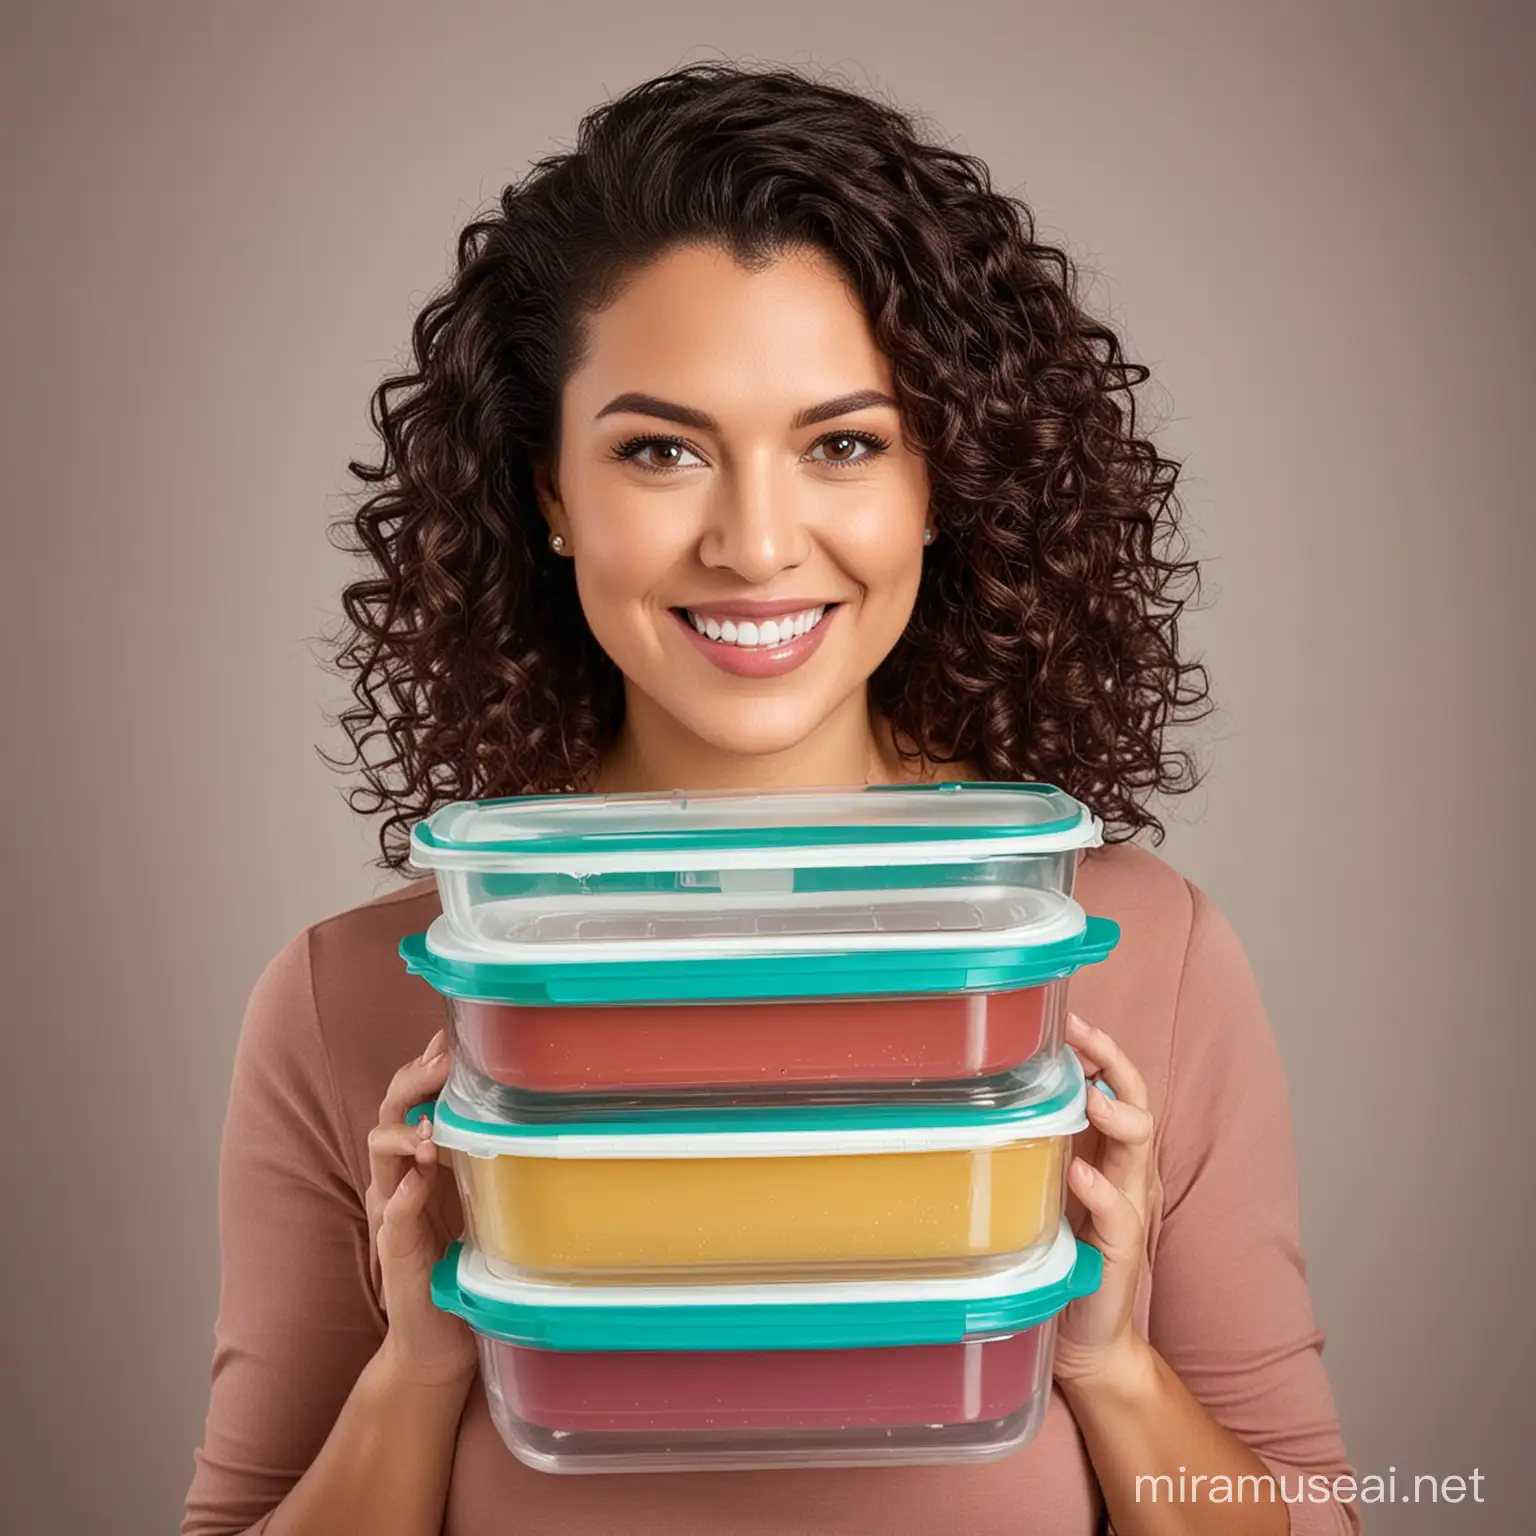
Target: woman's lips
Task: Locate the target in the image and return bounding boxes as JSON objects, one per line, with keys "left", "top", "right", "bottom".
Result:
{"left": 670, "top": 604, "right": 839, "bottom": 679}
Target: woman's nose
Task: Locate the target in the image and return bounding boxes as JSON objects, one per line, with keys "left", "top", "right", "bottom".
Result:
{"left": 697, "top": 457, "right": 811, "bottom": 582}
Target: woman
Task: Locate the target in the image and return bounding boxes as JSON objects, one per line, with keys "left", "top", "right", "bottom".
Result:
{"left": 183, "top": 62, "right": 1360, "bottom": 1536}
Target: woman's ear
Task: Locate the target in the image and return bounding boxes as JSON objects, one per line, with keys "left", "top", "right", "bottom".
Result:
{"left": 531, "top": 454, "right": 569, "bottom": 546}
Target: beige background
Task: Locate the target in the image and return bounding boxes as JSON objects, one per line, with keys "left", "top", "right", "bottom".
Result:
{"left": 3, "top": 2, "right": 1532, "bottom": 1531}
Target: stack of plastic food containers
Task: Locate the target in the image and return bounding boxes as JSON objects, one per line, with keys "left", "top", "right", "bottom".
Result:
{"left": 402, "top": 782, "right": 1118, "bottom": 1473}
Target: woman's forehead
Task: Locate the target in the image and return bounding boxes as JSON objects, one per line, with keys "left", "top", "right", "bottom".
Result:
{"left": 565, "top": 245, "right": 891, "bottom": 422}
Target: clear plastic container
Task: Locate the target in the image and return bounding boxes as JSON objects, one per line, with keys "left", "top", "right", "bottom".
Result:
{"left": 429, "top": 1217, "right": 1102, "bottom": 1473}
{"left": 412, "top": 1048, "right": 1089, "bottom": 1286}
{"left": 407, "top": 782, "right": 1102, "bottom": 958}
{"left": 399, "top": 903, "right": 1118, "bottom": 1117}
{"left": 440, "top": 978, "right": 1070, "bottom": 1117}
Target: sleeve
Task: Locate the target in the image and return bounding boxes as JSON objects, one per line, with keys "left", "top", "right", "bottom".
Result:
{"left": 1148, "top": 883, "right": 1363, "bottom": 1536}
{"left": 181, "top": 929, "right": 385, "bottom": 1536}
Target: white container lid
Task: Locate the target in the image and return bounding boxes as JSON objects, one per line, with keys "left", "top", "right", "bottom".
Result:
{"left": 409, "top": 781, "right": 1101, "bottom": 875}
{"left": 454, "top": 1212, "right": 1084, "bottom": 1312}
{"left": 420, "top": 886, "right": 1086, "bottom": 963}
{"left": 424, "top": 1045, "right": 1089, "bottom": 1159}
{"left": 429, "top": 1218, "right": 1104, "bottom": 1350}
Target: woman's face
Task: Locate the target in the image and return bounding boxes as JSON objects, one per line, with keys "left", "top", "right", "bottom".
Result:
{"left": 536, "top": 242, "right": 931, "bottom": 781}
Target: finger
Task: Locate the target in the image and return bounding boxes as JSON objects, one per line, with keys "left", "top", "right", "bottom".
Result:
{"left": 1064, "top": 1014, "right": 1149, "bottom": 1110}
{"left": 377, "top": 1160, "right": 438, "bottom": 1272}
{"left": 377, "top": 1031, "right": 452, "bottom": 1127}
{"left": 1067, "top": 1154, "right": 1144, "bottom": 1269}
{"left": 1083, "top": 1088, "right": 1154, "bottom": 1217}
{"left": 368, "top": 1111, "right": 438, "bottom": 1213}
{"left": 368, "top": 1119, "right": 434, "bottom": 1165}
{"left": 1084, "top": 1079, "right": 1154, "bottom": 1152}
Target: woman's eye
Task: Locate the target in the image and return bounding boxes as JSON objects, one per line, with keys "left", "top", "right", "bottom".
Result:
{"left": 613, "top": 430, "right": 889, "bottom": 473}
{"left": 614, "top": 437, "right": 706, "bottom": 472}
{"left": 807, "top": 431, "right": 888, "bottom": 467}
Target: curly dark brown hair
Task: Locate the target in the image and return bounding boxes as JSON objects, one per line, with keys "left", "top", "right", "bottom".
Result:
{"left": 316, "top": 61, "right": 1211, "bottom": 876}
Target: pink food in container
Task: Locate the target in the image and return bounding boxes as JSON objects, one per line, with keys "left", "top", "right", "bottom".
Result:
{"left": 491, "top": 1326, "right": 1046, "bottom": 1432}
{"left": 432, "top": 1219, "right": 1101, "bottom": 1473}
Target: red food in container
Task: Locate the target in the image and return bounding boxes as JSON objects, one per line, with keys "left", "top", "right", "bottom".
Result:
{"left": 449, "top": 983, "right": 1060, "bottom": 1094}
{"left": 400, "top": 794, "right": 1119, "bottom": 1111}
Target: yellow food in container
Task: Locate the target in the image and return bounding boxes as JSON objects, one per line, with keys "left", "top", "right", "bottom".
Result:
{"left": 422, "top": 1048, "right": 1089, "bottom": 1285}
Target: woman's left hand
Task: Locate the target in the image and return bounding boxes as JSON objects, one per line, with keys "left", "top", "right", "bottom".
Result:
{"left": 1053, "top": 1013, "right": 1157, "bottom": 1389}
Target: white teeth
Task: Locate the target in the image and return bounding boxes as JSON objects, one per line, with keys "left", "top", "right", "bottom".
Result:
{"left": 684, "top": 606, "right": 829, "bottom": 649}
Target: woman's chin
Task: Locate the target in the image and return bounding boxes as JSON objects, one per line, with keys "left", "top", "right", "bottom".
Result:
{"left": 666, "top": 697, "right": 852, "bottom": 765}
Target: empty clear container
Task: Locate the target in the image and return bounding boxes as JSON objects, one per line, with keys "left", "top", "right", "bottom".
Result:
{"left": 407, "top": 782, "right": 1102, "bottom": 958}
{"left": 400, "top": 907, "right": 1118, "bottom": 1116}
{"left": 429, "top": 1216, "right": 1102, "bottom": 1473}
{"left": 410, "top": 1048, "right": 1090, "bottom": 1286}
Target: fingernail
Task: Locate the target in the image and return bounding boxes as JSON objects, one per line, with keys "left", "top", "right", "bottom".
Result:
{"left": 417, "top": 1116, "right": 433, "bottom": 1139}
{"left": 420, "top": 1028, "right": 446, "bottom": 1063}
{"left": 1093, "top": 1078, "right": 1118, "bottom": 1101}
{"left": 1071, "top": 1156, "right": 1096, "bottom": 1186}
{"left": 1065, "top": 1013, "right": 1088, "bottom": 1034}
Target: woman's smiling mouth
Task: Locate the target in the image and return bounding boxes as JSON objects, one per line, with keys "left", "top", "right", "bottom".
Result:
{"left": 682, "top": 604, "right": 829, "bottom": 647}
{"left": 670, "top": 601, "right": 841, "bottom": 678}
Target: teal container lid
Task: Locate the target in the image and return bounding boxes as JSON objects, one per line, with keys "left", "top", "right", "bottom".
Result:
{"left": 400, "top": 913, "right": 1119, "bottom": 1007}
{"left": 407, "top": 1044, "right": 1087, "bottom": 1150}
{"left": 409, "top": 781, "right": 1100, "bottom": 874}
{"left": 429, "top": 1220, "right": 1102, "bottom": 1352}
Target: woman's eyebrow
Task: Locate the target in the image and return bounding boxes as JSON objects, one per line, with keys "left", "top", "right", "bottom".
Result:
{"left": 594, "top": 389, "right": 899, "bottom": 431}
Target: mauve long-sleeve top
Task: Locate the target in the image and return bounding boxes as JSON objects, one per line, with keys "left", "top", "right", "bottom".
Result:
{"left": 182, "top": 844, "right": 1362, "bottom": 1535}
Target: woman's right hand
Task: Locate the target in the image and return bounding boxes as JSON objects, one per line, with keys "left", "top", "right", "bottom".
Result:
{"left": 365, "top": 1027, "right": 478, "bottom": 1388}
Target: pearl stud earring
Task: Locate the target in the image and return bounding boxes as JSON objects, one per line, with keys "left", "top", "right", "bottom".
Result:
{"left": 922, "top": 526, "right": 935, "bottom": 546}
{"left": 549, "top": 532, "right": 566, "bottom": 554}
